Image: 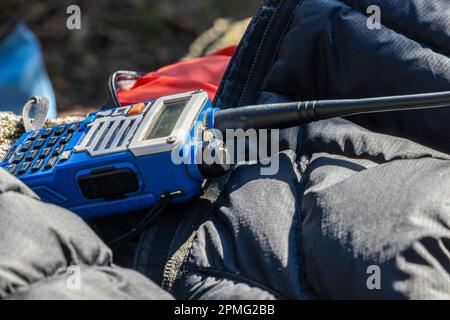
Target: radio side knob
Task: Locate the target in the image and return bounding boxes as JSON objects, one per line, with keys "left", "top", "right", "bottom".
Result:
{"left": 197, "top": 139, "right": 230, "bottom": 179}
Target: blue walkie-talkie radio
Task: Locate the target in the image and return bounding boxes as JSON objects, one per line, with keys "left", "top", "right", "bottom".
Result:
{"left": 0, "top": 91, "right": 225, "bottom": 218}
{"left": 2, "top": 88, "right": 450, "bottom": 219}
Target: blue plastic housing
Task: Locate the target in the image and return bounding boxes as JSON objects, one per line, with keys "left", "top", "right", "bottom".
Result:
{"left": 0, "top": 92, "right": 212, "bottom": 219}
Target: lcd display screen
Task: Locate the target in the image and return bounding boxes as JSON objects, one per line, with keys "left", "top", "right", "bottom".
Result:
{"left": 144, "top": 98, "right": 189, "bottom": 140}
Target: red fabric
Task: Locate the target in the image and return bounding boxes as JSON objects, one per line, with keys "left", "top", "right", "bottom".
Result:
{"left": 117, "top": 46, "right": 236, "bottom": 105}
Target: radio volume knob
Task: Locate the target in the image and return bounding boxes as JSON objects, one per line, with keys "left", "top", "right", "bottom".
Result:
{"left": 197, "top": 139, "right": 230, "bottom": 179}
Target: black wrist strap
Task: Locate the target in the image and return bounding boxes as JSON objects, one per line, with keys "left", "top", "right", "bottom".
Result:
{"left": 107, "top": 194, "right": 172, "bottom": 248}
{"left": 104, "top": 70, "right": 145, "bottom": 109}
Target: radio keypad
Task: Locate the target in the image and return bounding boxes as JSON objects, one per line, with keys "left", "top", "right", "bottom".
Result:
{"left": 68, "top": 123, "right": 80, "bottom": 133}
{"left": 40, "top": 147, "right": 52, "bottom": 159}
{"left": 20, "top": 141, "right": 33, "bottom": 152}
{"left": 54, "top": 126, "right": 66, "bottom": 136}
{"left": 6, "top": 164, "right": 17, "bottom": 174}
{"left": 34, "top": 138, "right": 46, "bottom": 149}
{"left": 127, "top": 103, "right": 146, "bottom": 115}
{"left": 59, "top": 151, "right": 72, "bottom": 162}
{"left": 26, "top": 150, "right": 39, "bottom": 161}
{"left": 2, "top": 122, "right": 80, "bottom": 176}
{"left": 27, "top": 131, "right": 40, "bottom": 141}
{"left": 31, "top": 159, "right": 44, "bottom": 172}
{"left": 12, "top": 152, "right": 25, "bottom": 164}
{"left": 41, "top": 128, "right": 53, "bottom": 138}
{"left": 47, "top": 136, "right": 59, "bottom": 147}
{"left": 60, "top": 133, "right": 73, "bottom": 145}
{"left": 53, "top": 145, "right": 65, "bottom": 156}
{"left": 18, "top": 161, "right": 31, "bottom": 175}
{"left": 44, "top": 157, "right": 58, "bottom": 170}
{"left": 95, "top": 110, "right": 113, "bottom": 118}
{"left": 112, "top": 107, "right": 129, "bottom": 116}
{"left": 2, "top": 146, "right": 17, "bottom": 163}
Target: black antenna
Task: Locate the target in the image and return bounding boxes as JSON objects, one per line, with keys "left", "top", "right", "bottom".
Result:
{"left": 212, "top": 91, "right": 450, "bottom": 132}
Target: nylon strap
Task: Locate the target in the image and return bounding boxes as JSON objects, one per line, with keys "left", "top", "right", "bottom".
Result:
{"left": 22, "top": 96, "right": 49, "bottom": 132}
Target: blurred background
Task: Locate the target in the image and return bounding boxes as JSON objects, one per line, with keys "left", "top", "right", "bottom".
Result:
{"left": 0, "top": 0, "right": 259, "bottom": 115}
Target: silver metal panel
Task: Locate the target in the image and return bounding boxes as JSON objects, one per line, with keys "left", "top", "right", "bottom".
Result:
{"left": 111, "top": 118, "right": 132, "bottom": 148}
{"left": 89, "top": 119, "right": 110, "bottom": 151}
{"left": 129, "top": 91, "right": 208, "bottom": 157}
{"left": 97, "top": 120, "right": 121, "bottom": 151}
{"left": 74, "top": 91, "right": 207, "bottom": 157}
{"left": 78, "top": 121, "right": 101, "bottom": 149}
{"left": 123, "top": 118, "right": 140, "bottom": 146}
{"left": 74, "top": 114, "right": 143, "bottom": 156}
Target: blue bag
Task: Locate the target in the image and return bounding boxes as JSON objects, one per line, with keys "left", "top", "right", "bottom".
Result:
{"left": 0, "top": 22, "right": 56, "bottom": 118}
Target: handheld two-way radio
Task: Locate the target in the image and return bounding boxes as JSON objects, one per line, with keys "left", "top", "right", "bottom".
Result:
{"left": 1, "top": 90, "right": 449, "bottom": 218}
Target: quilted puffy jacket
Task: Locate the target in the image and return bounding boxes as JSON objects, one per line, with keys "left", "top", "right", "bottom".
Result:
{"left": 1, "top": 0, "right": 450, "bottom": 299}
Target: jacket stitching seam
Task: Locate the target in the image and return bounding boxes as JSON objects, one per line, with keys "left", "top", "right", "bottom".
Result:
{"left": 239, "top": 0, "right": 293, "bottom": 106}
{"left": 183, "top": 266, "right": 288, "bottom": 299}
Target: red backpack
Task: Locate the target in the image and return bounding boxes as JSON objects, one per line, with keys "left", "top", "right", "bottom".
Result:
{"left": 106, "top": 46, "right": 236, "bottom": 108}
